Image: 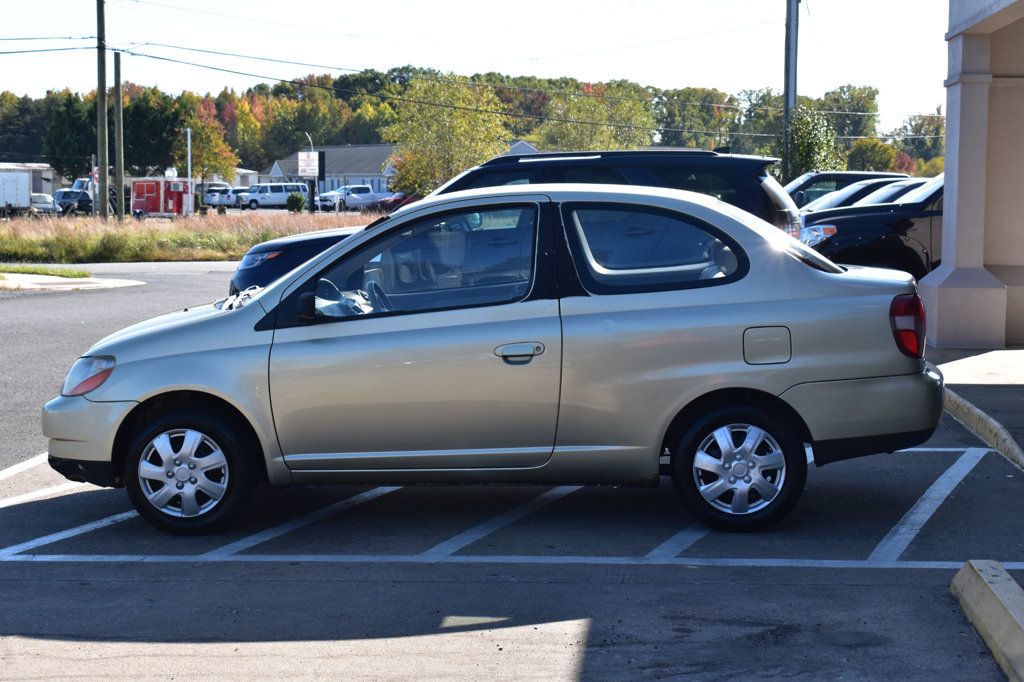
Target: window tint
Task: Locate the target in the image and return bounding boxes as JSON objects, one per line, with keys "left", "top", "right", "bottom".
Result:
{"left": 565, "top": 204, "right": 743, "bottom": 292}
{"left": 311, "top": 206, "right": 537, "bottom": 320}
{"left": 550, "top": 166, "right": 629, "bottom": 184}
{"left": 459, "top": 169, "right": 540, "bottom": 190}
{"left": 639, "top": 166, "right": 755, "bottom": 214}
{"left": 799, "top": 179, "right": 838, "bottom": 206}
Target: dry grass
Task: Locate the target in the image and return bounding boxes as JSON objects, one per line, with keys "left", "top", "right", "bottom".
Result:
{"left": 0, "top": 212, "right": 376, "bottom": 263}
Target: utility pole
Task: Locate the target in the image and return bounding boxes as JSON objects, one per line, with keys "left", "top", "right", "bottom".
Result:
{"left": 783, "top": 0, "right": 799, "bottom": 181}
{"left": 186, "top": 127, "right": 193, "bottom": 216}
{"left": 96, "top": 0, "right": 109, "bottom": 220}
{"left": 113, "top": 52, "right": 125, "bottom": 221}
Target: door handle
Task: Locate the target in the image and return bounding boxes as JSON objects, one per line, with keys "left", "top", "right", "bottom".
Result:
{"left": 495, "top": 342, "right": 544, "bottom": 362}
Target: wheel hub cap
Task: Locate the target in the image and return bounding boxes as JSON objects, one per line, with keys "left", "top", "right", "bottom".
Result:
{"left": 692, "top": 423, "right": 787, "bottom": 516}
{"left": 138, "top": 428, "right": 229, "bottom": 519}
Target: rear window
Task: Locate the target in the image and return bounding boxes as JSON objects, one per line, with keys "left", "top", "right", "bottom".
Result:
{"left": 457, "top": 169, "right": 542, "bottom": 190}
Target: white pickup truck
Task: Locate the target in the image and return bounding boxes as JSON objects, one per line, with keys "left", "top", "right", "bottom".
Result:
{"left": 318, "top": 184, "right": 395, "bottom": 211}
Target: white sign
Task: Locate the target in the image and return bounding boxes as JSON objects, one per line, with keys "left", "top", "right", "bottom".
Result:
{"left": 297, "top": 151, "right": 319, "bottom": 178}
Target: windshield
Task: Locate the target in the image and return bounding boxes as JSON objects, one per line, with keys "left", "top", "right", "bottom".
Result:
{"left": 801, "top": 183, "right": 867, "bottom": 212}
{"left": 897, "top": 174, "right": 943, "bottom": 205}
{"left": 852, "top": 179, "right": 923, "bottom": 206}
{"left": 31, "top": 193, "right": 52, "bottom": 203}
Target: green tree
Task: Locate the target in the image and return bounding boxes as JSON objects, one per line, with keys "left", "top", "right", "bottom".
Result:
{"left": 846, "top": 138, "right": 896, "bottom": 171}
{"left": 343, "top": 100, "right": 397, "bottom": 144}
{"left": 787, "top": 107, "right": 843, "bottom": 182}
{"left": 382, "top": 75, "right": 509, "bottom": 195}
{"left": 41, "top": 91, "right": 93, "bottom": 178}
{"left": 536, "top": 81, "right": 655, "bottom": 151}
{"left": 891, "top": 107, "right": 945, "bottom": 161}
{"left": 123, "top": 87, "right": 180, "bottom": 176}
{"left": 654, "top": 87, "right": 740, "bottom": 149}
{"left": 816, "top": 85, "right": 879, "bottom": 150}
{"left": 915, "top": 156, "right": 944, "bottom": 177}
{"left": 0, "top": 92, "right": 49, "bottom": 163}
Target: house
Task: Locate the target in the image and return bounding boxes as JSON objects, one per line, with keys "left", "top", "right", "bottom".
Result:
{"left": 205, "top": 168, "right": 259, "bottom": 188}
{"left": 920, "top": 0, "right": 1024, "bottom": 346}
{"left": 262, "top": 144, "right": 396, "bottom": 193}
{"left": 506, "top": 140, "right": 540, "bottom": 155}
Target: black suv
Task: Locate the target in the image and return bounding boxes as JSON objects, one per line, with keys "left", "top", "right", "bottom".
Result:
{"left": 229, "top": 149, "right": 800, "bottom": 293}
{"left": 785, "top": 170, "right": 909, "bottom": 208}
{"left": 800, "top": 174, "right": 943, "bottom": 280}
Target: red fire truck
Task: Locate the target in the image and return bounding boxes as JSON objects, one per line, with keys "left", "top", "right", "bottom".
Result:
{"left": 130, "top": 177, "right": 193, "bottom": 217}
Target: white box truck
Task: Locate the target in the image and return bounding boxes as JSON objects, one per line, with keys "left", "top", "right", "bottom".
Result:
{"left": 0, "top": 168, "right": 31, "bottom": 216}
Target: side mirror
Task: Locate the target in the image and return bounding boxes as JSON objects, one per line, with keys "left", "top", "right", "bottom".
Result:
{"left": 297, "top": 292, "right": 317, "bottom": 322}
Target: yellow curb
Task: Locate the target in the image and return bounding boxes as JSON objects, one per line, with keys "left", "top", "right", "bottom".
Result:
{"left": 944, "top": 387, "right": 1024, "bottom": 472}
{"left": 951, "top": 560, "right": 1024, "bottom": 681}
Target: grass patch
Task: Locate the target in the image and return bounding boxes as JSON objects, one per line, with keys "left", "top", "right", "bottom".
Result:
{"left": 0, "top": 212, "right": 376, "bottom": 263}
{"left": 0, "top": 264, "right": 92, "bottom": 278}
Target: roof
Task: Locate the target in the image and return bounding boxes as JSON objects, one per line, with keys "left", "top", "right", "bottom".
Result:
{"left": 0, "top": 162, "right": 54, "bottom": 171}
{"left": 263, "top": 144, "right": 395, "bottom": 176}
{"left": 480, "top": 149, "right": 778, "bottom": 169}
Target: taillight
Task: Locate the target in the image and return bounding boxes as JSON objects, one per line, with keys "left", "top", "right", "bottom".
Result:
{"left": 890, "top": 294, "right": 925, "bottom": 358}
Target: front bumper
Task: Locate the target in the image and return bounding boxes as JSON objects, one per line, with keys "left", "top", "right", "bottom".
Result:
{"left": 781, "top": 366, "right": 944, "bottom": 465}
{"left": 42, "top": 395, "right": 136, "bottom": 485}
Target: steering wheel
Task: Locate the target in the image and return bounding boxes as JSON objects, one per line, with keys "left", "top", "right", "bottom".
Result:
{"left": 365, "top": 280, "right": 394, "bottom": 313}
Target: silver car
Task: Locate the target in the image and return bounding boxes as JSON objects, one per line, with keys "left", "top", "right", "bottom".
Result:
{"left": 42, "top": 184, "right": 943, "bottom": 534}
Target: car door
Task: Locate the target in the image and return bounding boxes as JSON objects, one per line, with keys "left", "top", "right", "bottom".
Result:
{"left": 268, "top": 197, "right": 561, "bottom": 471}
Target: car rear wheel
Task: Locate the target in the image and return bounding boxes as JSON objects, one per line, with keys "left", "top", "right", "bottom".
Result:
{"left": 671, "top": 406, "right": 806, "bottom": 531}
{"left": 124, "top": 409, "right": 257, "bottom": 534}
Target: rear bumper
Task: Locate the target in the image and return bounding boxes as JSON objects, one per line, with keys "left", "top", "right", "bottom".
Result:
{"left": 781, "top": 366, "right": 944, "bottom": 465}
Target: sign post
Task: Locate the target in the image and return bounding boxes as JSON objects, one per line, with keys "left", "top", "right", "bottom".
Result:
{"left": 297, "top": 151, "right": 319, "bottom": 213}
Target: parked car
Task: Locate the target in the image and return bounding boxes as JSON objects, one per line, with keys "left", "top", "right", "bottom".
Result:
{"left": 203, "top": 187, "right": 229, "bottom": 206}
{"left": 54, "top": 188, "right": 93, "bottom": 214}
{"left": 229, "top": 226, "right": 363, "bottom": 294}
{"left": 800, "top": 178, "right": 902, "bottom": 215}
{"left": 232, "top": 149, "right": 802, "bottom": 294}
{"left": 245, "top": 183, "right": 309, "bottom": 210}
{"left": 376, "top": 192, "right": 418, "bottom": 211}
{"left": 785, "top": 171, "right": 909, "bottom": 208}
{"left": 44, "top": 183, "right": 943, "bottom": 534}
{"left": 801, "top": 174, "right": 944, "bottom": 280}
{"left": 28, "top": 192, "right": 60, "bottom": 216}
{"left": 851, "top": 178, "right": 929, "bottom": 207}
{"left": 316, "top": 187, "right": 348, "bottom": 211}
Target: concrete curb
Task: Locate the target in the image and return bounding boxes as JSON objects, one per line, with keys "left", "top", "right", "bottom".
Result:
{"left": 951, "top": 560, "right": 1024, "bottom": 681}
{"left": 945, "top": 387, "right": 1024, "bottom": 472}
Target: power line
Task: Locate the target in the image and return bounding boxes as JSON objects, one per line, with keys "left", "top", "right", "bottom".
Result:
{"left": 0, "top": 36, "right": 95, "bottom": 41}
{"left": 0, "top": 47, "right": 96, "bottom": 56}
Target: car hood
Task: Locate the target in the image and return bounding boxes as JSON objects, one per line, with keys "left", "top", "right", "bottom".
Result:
{"left": 802, "top": 202, "right": 904, "bottom": 225}
{"left": 247, "top": 227, "right": 362, "bottom": 253}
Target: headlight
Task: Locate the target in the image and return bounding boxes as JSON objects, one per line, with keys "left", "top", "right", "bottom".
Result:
{"left": 238, "top": 250, "right": 282, "bottom": 270}
{"left": 799, "top": 224, "right": 837, "bottom": 247}
{"left": 61, "top": 356, "right": 116, "bottom": 397}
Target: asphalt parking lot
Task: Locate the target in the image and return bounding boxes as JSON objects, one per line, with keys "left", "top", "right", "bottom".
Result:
{"left": 0, "top": 262, "right": 1016, "bottom": 678}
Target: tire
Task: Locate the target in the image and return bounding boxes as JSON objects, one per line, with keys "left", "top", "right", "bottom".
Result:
{"left": 671, "top": 405, "right": 807, "bottom": 531}
{"left": 123, "top": 409, "right": 258, "bottom": 534}
{"left": 249, "top": 199, "right": 259, "bottom": 210}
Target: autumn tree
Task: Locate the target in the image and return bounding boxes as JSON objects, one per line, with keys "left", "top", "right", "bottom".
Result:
{"left": 536, "top": 81, "right": 655, "bottom": 151}
{"left": 654, "top": 87, "right": 740, "bottom": 149}
{"left": 846, "top": 138, "right": 897, "bottom": 171}
{"left": 891, "top": 107, "right": 945, "bottom": 161}
{"left": 173, "top": 92, "right": 238, "bottom": 185}
{"left": 383, "top": 75, "right": 508, "bottom": 195}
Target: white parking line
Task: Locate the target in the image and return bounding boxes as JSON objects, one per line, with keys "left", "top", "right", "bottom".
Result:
{"left": 644, "top": 524, "right": 710, "bottom": 560}
{"left": 0, "top": 481, "right": 85, "bottom": 509}
{"left": 3, "top": 552, "right": 1024, "bottom": 571}
{"left": 418, "top": 486, "right": 581, "bottom": 561}
{"left": 0, "top": 453, "right": 48, "bottom": 482}
{"left": 201, "top": 486, "right": 401, "bottom": 558}
{"left": 0, "top": 510, "right": 137, "bottom": 558}
{"left": 868, "top": 447, "right": 988, "bottom": 562}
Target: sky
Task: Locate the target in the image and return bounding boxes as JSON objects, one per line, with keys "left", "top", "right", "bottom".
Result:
{"left": 1, "top": 0, "right": 949, "bottom": 131}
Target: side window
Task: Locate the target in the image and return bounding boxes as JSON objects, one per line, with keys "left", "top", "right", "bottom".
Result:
{"left": 310, "top": 205, "right": 537, "bottom": 320}
{"left": 563, "top": 203, "right": 745, "bottom": 294}
{"left": 457, "top": 169, "right": 540, "bottom": 190}
{"left": 550, "top": 166, "right": 629, "bottom": 185}
{"left": 259, "top": 186, "right": 269, "bottom": 194}
{"left": 800, "top": 179, "right": 838, "bottom": 206}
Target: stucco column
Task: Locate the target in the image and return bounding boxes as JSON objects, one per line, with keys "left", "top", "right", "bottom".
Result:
{"left": 919, "top": 33, "right": 1008, "bottom": 348}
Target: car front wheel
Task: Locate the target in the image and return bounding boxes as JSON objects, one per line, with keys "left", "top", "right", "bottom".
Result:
{"left": 249, "top": 199, "right": 259, "bottom": 210}
{"left": 124, "top": 409, "right": 257, "bottom": 534}
{"left": 671, "top": 406, "right": 806, "bottom": 531}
